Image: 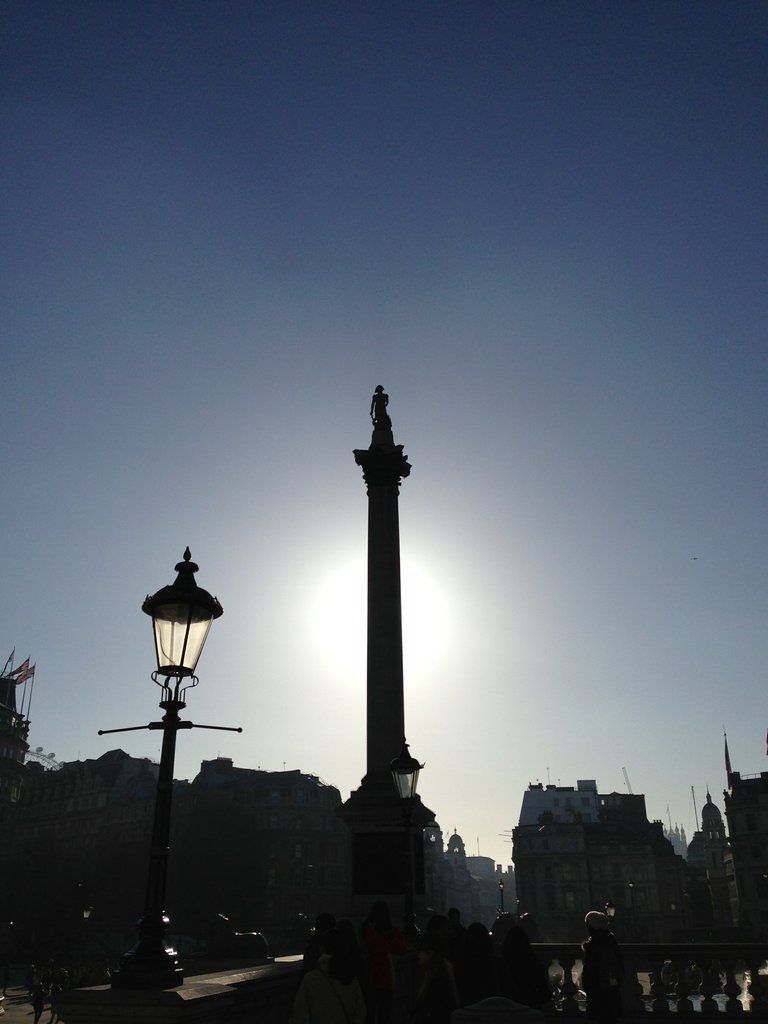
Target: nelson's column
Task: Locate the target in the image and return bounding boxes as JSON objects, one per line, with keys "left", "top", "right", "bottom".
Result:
{"left": 338, "top": 386, "right": 434, "bottom": 919}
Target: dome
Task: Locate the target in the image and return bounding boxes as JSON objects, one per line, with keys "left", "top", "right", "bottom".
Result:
{"left": 447, "top": 831, "right": 466, "bottom": 857}
{"left": 701, "top": 790, "right": 723, "bottom": 826}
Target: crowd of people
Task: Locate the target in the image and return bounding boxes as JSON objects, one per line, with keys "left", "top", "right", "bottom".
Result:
{"left": 292, "top": 904, "right": 625, "bottom": 1024}
{"left": 5, "top": 906, "right": 625, "bottom": 1024}
{"left": 16, "top": 961, "right": 111, "bottom": 1023}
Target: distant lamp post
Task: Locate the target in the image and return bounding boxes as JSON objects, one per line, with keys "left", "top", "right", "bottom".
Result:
{"left": 99, "top": 549, "right": 241, "bottom": 989}
{"left": 627, "top": 880, "right": 636, "bottom": 940}
{"left": 499, "top": 878, "right": 505, "bottom": 913}
{"left": 390, "top": 740, "right": 424, "bottom": 930}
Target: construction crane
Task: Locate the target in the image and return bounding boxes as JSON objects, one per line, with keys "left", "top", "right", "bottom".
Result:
{"left": 622, "top": 767, "right": 633, "bottom": 794}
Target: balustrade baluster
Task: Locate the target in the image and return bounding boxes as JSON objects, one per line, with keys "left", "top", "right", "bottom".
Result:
{"left": 622, "top": 950, "right": 646, "bottom": 1017}
{"left": 674, "top": 955, "right": 696, "bottom": 1017}
{"left": 697, "top": 955, "right": 721, "bottom": 1016}
{"left": 558, "top": 954, "right": 581, "bottom": 1017}
{"left": 744, "top": 957, "right": 768, "bottom": 1019}
{"left": 649, "top": 955, "right": 673, "bottom": 1016}
{"left": 543, "top": 954, "right": 562, "bottom": 1012}
{"left": 721, "top": 955, "right": 744, "bottom": 1016}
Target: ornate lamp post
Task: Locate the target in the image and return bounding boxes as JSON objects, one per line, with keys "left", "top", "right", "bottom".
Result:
{"left": 499, "top": 877, "right": 505, "bottom": 914}
{"left": 389, "top": 740, "right": 424, "bottom": 930}
{"left": 100, "top": 549, "right": 240, "bottom": 989}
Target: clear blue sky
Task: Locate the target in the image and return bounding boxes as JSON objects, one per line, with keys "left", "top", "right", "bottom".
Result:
{"left": 2, "top": 0, "right": 766, "bottom": 868}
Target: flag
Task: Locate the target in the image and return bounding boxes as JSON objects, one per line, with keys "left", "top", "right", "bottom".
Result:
{"left": 14, "top": 663, "right": 35, "bottom": 685}
{"left": 1, "top": 649, "right": 14, "bottom": 676}
{"left": 10, "top": 657, "right": 30, "bottom": 678}
{"left": 724, "top": 731, "right": 732, "bottom": 782}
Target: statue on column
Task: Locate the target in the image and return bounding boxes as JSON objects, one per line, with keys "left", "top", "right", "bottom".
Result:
{"left": 370, "top": 385, "right": 392, "bottom": 430}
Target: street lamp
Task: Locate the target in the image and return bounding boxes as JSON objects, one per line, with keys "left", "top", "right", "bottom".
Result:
{"left": 627, "top": 880, "right": 636, "bottom": 940}
{"left": 390, "top": 740, "right": 424, "bottom": 930}
{"left": 499, "top": 878, "right": 505, "bottom": 913}
{"left": 100, "top": 549, "right": 240, "bottom": 989}
{"left": 604, "top": 899, "right": 615, "bottom": 929}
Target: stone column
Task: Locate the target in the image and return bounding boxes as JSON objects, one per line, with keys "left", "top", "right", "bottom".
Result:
{"left": 337, "top": 388, "right": 434, "bottom": 917}
{"left": 356, "top": 440, "right": 408, "bottom": 780}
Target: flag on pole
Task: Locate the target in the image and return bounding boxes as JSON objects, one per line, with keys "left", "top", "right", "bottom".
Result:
{"left": 1, "top": 649, "right": 14, "bottom": 676}
{"left": 14, "top": 663, "right": 35, "bottom": 685}
{"left": 10, "top": 657, "right": 30, "bottom": 678}
{"left": 724, "top": 731, "right": 732, "bottom": 783}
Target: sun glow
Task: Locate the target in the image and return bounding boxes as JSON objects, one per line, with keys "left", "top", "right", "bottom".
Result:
{"left": 308, "top": 553, "right": 454, "bottom": 688}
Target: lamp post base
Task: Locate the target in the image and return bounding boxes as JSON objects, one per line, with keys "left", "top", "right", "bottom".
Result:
{"left": 112, "top": 933, "right": 184, "bottom": 990}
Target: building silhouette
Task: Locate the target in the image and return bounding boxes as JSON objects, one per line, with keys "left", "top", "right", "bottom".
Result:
{"left": 724, "top": 768, "right": 768, "bottom": 939}
{"left": 0, "top": 749, "right": 348, "bottom": 959}
{"left": 701, "top": 789, "right": 732, "bottom": 927}
{"left": 663, "top": 822, "right": 688, "bottom": 858}
{"left": 683, "top": 789, "right": 734, "bottom": 936}
{"left": 513, "top": 780, "right": 688, "bottom": 942}
{"left": 0, "top": 667, "right": 31, "bottom": 822}
{"left": 423, "top": 823, "right": 511, "bottom": 926}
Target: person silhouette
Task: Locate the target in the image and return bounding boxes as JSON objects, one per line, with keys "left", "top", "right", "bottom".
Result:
{"left": 581, "top": 911, "right": 624, "bottom": 1024}
{"left": 291, "top": 928, "right": 366, "bottom": 1024}
{"left": 499, "top": 925, "right": 550, "bottom": 1009}
{"left": 360, "top": 901, "right": 406, "bottom": 1024}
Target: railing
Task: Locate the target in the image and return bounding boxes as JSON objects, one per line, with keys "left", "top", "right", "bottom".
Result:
{"left": 535, "top": 944, "right": 768, "bottom": 1018}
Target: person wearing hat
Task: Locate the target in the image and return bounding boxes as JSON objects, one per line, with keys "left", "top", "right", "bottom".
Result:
{"left": 581, "top": 911, "right": 624, "bottom": 1024}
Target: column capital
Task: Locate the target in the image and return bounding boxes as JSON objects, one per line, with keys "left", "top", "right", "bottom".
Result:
{"left": 353, "top": 445, "right": 411, "bottom": 489}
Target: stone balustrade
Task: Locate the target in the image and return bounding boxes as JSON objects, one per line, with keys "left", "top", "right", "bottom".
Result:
{"left": 535, "top": 943, "right": 768, "bottom": 1018}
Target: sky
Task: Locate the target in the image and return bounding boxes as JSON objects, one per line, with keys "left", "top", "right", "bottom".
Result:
{"left": 2, "top": 0, "right": 766, "bottom": 869}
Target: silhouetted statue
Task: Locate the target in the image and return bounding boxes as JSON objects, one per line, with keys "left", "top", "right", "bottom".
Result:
{"left": 370, "top": 386, "right": 392, "bottom": 430}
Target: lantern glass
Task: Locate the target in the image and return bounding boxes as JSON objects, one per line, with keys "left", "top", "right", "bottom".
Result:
{"left": 152, "top": 602, "right": 214, "bottom": 677}
{"left": 389, "top": 741, "right": 423, "bottom": 801}
{"left": 392, "top": 764, "right": 420, "bottom": 801}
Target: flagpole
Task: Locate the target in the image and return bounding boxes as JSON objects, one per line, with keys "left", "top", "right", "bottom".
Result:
{"left": 26, "top": 670, "right": 35, "bottom": 719}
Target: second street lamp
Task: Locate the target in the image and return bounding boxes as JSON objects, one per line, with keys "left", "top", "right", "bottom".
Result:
{"left": 100, "top": 549, "right": 240, "bottom": 989}
{"left": 604, "top": 899, "right": 616, "bottom": 931}
{"left": 389, "top": 740, "right": 424, "bottom": 932}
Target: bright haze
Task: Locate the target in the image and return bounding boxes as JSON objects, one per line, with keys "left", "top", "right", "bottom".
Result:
{"left": 2, "top": 2, "right": 766, "bottom": 867}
